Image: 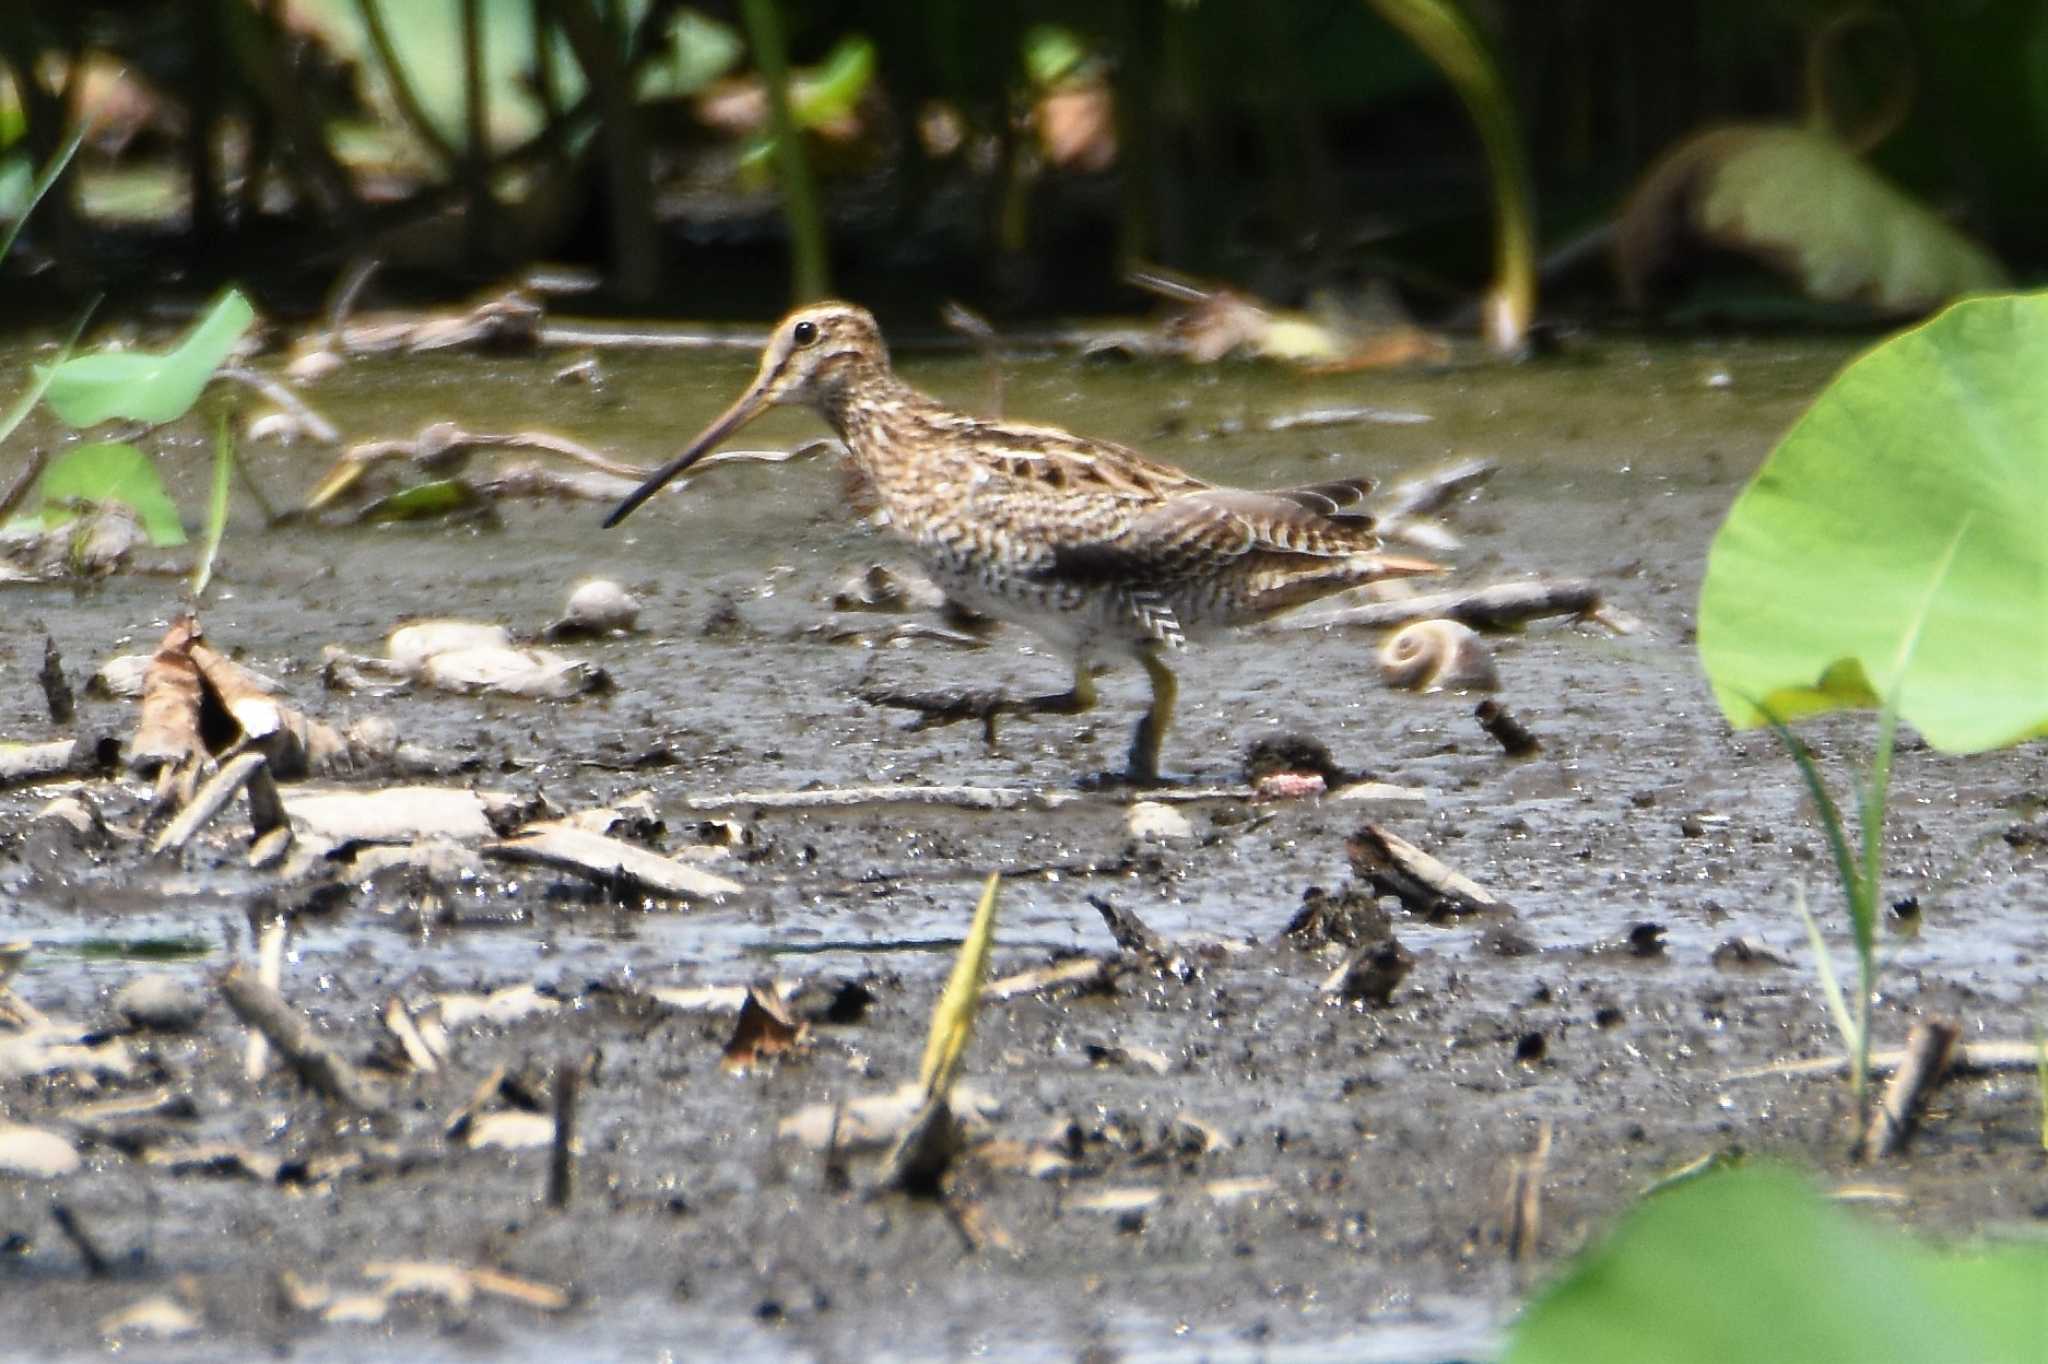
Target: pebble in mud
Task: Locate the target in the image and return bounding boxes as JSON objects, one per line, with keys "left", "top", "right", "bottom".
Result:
{"left": 112, "top": 973, "right": 209, "bottom": 1033}
{"left": 1126, "top": 801, "right": 1193, "bottom": 840}
{"left": 552, "top": 579, "right": 640, "bottom": 637}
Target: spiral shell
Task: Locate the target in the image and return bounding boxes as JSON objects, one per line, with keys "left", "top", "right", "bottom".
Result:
{"left": 1377, "top": 618, "right": 1499, "bottom": 693}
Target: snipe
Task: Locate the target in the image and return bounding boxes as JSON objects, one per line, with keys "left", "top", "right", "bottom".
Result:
{"left": 604, "top": 302, "right": 1438, "bottom": 783}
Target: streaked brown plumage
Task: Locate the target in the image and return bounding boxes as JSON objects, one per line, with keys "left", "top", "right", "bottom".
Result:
{"left": 605, "top": 302, "right": 1438, "bottom": 782}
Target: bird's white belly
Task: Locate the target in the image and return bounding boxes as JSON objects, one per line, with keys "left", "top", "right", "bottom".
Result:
{"left": 919, "top": 553, "right": 1154, "bottom": 663}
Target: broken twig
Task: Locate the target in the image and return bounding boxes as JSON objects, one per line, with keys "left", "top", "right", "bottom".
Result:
{"left": 1348, "top": 824, "right": 1515, "bottom": 919}
{"left": 1859, "top": 1018, "right": 1960, "bottom": 1162}
{"left": 220, "top": 963, "right": 383, "bottom": 1113}
{"left": 1289, "top": 580, "right": 1612, "bottom": 633}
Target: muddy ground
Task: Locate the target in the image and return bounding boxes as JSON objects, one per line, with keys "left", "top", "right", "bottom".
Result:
{"left": 2, "top": 334, "right": 2045, "bottom": 1361}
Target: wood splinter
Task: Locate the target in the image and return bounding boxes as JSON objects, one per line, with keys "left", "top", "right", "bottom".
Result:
{"left": 547, "top": 1054, "right": 584, "bottom": 1209}
{"left": 220, "top": 963, "right": 384, "bottom": 1114}
{"left": 1347, "top": 823, "right": 1516, "bottom": 920}
{"left": 1475, "top": 700, "right": 1542, "bottom": 757}
{"left": 1859, "top": 1018, "right": 1961, "bottom": 1162}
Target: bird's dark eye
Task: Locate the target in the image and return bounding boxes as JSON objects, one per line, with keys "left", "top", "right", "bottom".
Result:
{"left": 792, "top": 320, "right": 819, "bottom": 347}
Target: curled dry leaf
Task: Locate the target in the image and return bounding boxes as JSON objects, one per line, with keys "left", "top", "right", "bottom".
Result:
{"left": 126, "top": 617, "right": 347, "bottom": 779}
{"left": 98, "top": 1294, "right": 200, "bottom": 1340}
{"left": 721, "top": 985, "right": 805, "bottom": 1072}
{"left": 1616, "top": 125, "right": 2008, "bottom": 316}
{"left": 485, "top": 824, "right": 742, "bottom": 901}
{"left": 284, "top": 786, "right": 502, "bottom": 843}
{"left": 386, "top": 620, "right": 511, "bottom": 668}
{"left": 1347, "top": 823, "right": 1516, "bottom": 920}
{"left": 434, "top": 983, "right": 562, "bottom": 1029}
{"left": 418, "top": 645, "right": 606, "bottom": 699}
{"left": 375, "top": 619, "right": 610, "bottom": 700}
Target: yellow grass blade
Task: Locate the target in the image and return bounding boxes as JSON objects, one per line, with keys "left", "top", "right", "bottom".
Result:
{"left": 919, "top": 872, "right": 1001, "bottom": 1099}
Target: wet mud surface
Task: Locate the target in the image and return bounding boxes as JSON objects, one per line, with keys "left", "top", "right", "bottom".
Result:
{"left": 3, "top": 336, "right": 2045, "bottom": 1360}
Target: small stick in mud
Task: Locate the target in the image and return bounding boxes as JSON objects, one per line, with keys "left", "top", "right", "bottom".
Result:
{"left": 1475, "top": 700, "right": 1542, "bottom": 757}
{"left": 878, "top": 1093, "right": 963, "bottom": 1198}
{"left": 221, "top": 365, "right": 340, "bottom": 444}
{"left": 1503, "top": 1120, "right": 1553, "bottom": 1264}
{"left": 547, "top": 1055, "right": 581, "bottom": 1209}
{"left": 48, "top": 1202, "right": 113, "bottom": 1278}
{"left": 941, "top": 301, "right": 1004, "bottom": 418}
{"left": 1724, "top": 1039, "right": 2043, "bottom": 1083}
{"left": 38, "top": 636, "right": 74, "bottom": 726}
{"left": 244, "top": 917, "right": 288, "bottom": 1081}
{"left": 1859, "top": 1018, "right": 1961, "bottom": 1162}
{"left": 1087, "top": 894, "right": 1170, "bottom": 963}
{"left": 1287, "top": 579, "right": 1613, "bottom": 633}
{"left": 0, "top": 448, "right": 48, "bottom": 523}
{"left": 148, "top": 752, "right": 269, "bottom": 856}
{"left": 1376, "top": 457, "right": 1497, "bottom": 522}
{"left": 0, "top": 738, "right": 97, "bottom": 789}
{"left": 220, "top": 963, "right": 383, "bottom": 1114}
{"left": 1348, "top": 824, "right": 1516, "bottom": 919}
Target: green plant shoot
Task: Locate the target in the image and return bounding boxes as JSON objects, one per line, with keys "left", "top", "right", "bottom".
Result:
{"left": 0, "top": 119, "right": 85, "bottom": 265}
{"left": 1755, "top": 523, "right": 1966, "bottom": 1118}
{"left": 191, "top": 413, "right": 235, "bottom": 598}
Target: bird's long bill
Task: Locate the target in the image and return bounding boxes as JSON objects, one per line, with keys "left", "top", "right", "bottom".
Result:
{"left": 600, "top": 378, "right": 775, "bottom": 528}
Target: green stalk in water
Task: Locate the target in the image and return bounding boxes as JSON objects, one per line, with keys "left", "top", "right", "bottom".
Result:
{"left": 191, "top": 413, "right": 235, "bottom": 599}
{"left": 738, "top": 0, "right": 829, "bottom": 302}
{"left": 0, "top": 119, "right": 86, "bottom": 265}
{"left": 1364, "top": 0, "right": 1535, "bottom": 353}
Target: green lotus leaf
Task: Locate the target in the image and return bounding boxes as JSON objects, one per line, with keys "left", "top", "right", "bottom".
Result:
{"left": 1508, "top": 1165, "right": 2048, "bottom": 1364}
{"left": 40, "top": 290, "right": 254, "bottom": 427}
{"left": 33, "top": 441, "right": 187, "bottom": 546}
{"left": 1698, "top": 291, "right": 2048, "bottom": 753}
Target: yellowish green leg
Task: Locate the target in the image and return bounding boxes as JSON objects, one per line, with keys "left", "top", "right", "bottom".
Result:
{"left": 1126, "top": 651, "right": 1178, "bottom": 784}
{"left": 1026, "top": 660, "right": 1099, "bottom": 716}
{"left": 986, "top": 660, "right": 1099, "bottom": 747}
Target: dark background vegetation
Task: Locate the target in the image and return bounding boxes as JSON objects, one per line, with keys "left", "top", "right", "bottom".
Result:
{"left": 2, "top": 0, "right": 2042, "bottom": 322}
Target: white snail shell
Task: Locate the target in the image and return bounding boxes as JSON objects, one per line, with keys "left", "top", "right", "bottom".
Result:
{"left": 1377, "top": 618, "right": 1499, "bottom": 693}
{"left": 564, "top": 579, "right": 640, "bottom": 633}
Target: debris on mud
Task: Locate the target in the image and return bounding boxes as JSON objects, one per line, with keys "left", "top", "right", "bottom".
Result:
{"left": 485, "top": 823, "right": 742, "bottom": 901}
{"left": 323, "top": 619, "right": 610, "bottom": 699}
{"left": 1347, "top": 822, "right": 1518, "bottom": 919}
{"left": 1289, "top": 577, "right": 1624, "bottom": 633}
{"left": 1475, "top": 698, "right": 1543, "bottom": 756}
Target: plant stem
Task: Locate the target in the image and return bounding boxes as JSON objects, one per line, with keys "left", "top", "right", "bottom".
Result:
{"left": 738, "top": 0, "right": 829, "bottom": 302}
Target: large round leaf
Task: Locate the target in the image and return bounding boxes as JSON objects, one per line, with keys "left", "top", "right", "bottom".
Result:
{"left": 32, "top": 441, "right": 187, "bottom": 546}
{"left": 1508, "top": 1165, "right": 2048, "bottom": 1364}
{"left": 1698, "top": 291, "right": 2048, "bottom": 753}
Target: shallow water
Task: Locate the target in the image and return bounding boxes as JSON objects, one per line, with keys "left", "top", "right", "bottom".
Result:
{"left": 3, "top": 323, "right": 2044, "bottom": 1362}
